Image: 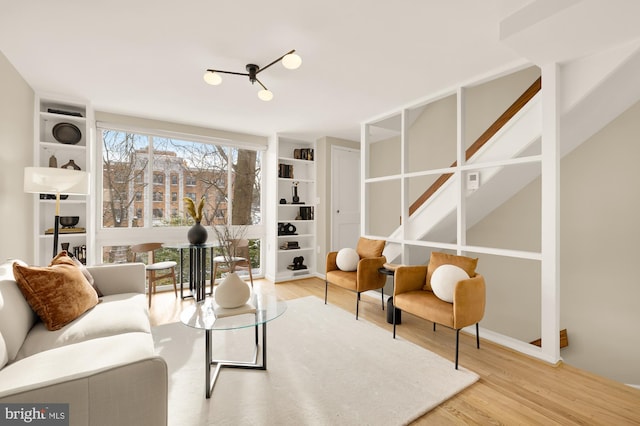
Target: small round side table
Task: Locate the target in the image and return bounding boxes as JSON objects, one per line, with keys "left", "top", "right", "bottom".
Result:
{"left": 378, "top": 267, "right": 402, "bottom": 325}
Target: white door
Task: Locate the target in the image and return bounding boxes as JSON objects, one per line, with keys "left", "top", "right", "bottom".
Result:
{"left": 331, "top": 146, "right": 360, "bottom": 251}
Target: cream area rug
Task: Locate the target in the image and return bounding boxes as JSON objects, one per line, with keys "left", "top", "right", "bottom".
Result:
{"left": 152, "top": 296, "right": 479, "bottom": 426}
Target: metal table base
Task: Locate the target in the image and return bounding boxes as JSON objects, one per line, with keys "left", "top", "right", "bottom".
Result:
{"left": 177, "top": 244, "right": 214, "bottom": 301}
{"left": 205, "top": 323, "right": 266, "bottom": 398}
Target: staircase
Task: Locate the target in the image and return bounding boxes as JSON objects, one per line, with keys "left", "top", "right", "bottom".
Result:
{"left": 384, "top": 79, "right": 542, "bottom": 263}
{"left": 383, "top": 41, "right": 640, "bottom": 263}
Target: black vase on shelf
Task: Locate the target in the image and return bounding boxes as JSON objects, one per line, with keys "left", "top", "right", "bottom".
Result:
{"left": 188, "top": 222, "right": 208, "bottom": 245}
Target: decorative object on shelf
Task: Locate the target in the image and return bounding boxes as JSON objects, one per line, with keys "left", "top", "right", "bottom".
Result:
{"left": 49, "top": 154, "right": 58, "bottom": 168}
{"left": 47, "top": 108, "right": 83, "bottom": 117}
{"left": 40, "top": 194, "right": 68, "bottom": 200}
{"left": 61, "top": 159, "right": 81, "bottom": 170}
{"left": 279, "top": 163, "right": 293, "bottom": 178}
{"left": 214, "top": 271, "right": 251, "bottom": 308}
{"left": 59, "top": 216, "right": 79, "bottom": 228}
{"left": 184, "top": 196, "right": 208, "bottom": 245}
{"left": 287, "top": 256, "right": 307, "bottom": 270}
{"left": 299, "top": 206, "right": 313, "bottom": 220}
{"left": 291, "top": 181, "right": 302, "bottom": 204}
{"left": 294, "top": 148, "right": 314, "bottom": 161}
{"left": 52, "top": 122, "right": 82, "bottom": 145}
{"left": 203, "top": 49, "right": 302, "bottom": 101}
{"left": 280, "top": 241, "right": 300, "bottom": 250}
{"left": 278, "top": 222, "right": 297, "bottom": 236}
{"left": 279, "top": 198, "right": 287, "bottom": 204}
{"left": 24, "top": 167, "right": 89, "bottom": 257}
{"left": 73, "top": 245, "right": 87, "bottom": 265}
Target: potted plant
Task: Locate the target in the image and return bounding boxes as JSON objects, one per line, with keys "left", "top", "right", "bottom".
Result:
{"left": 212, "top": 224, "right": 248, "bottom": 272}
{"left": 184, "top": 196, "right": 208, "bottom": 245}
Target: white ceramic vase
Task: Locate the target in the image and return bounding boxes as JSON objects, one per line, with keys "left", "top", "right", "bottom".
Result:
{"left": 215, "top": 272, "right": 251, "bottom": 308}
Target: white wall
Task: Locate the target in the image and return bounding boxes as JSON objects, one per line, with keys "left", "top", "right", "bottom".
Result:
{"left": 0, "top": 51, "right": 34, "bottom": 263}
{"left": 559, "top": 100, "right": 640, "bottom": 385}
{"left": 468, "top": 99, "right": 640, "bottom": 385}
{"left": 466, "top": 182, "right": 542, "bottom": 342}
{"left": 95, "top": 112, "right": 267, "bottom": 148}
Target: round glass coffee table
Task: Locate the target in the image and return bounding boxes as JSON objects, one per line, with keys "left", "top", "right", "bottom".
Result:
{"left": 180, "top": 282, "right": 287, "bottom": 398}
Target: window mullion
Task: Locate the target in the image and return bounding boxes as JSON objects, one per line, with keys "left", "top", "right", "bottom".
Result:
{"left": 146, "top": 135, "right": 153, "bottom": 228}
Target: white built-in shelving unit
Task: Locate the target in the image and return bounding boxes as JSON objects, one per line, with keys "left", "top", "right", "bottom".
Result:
{"left": 266, "top": 136, "right": 316, "bottom": 282}
{"left": 32, "top": 94, "right": 94, "bottom": 265}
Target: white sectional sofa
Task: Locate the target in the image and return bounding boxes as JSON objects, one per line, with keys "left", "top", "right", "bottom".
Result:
{"left": 0, "top": 260, "right": 167, "bottom": 426}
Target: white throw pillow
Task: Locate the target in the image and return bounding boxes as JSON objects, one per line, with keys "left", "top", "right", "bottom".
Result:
{"left": 430, "top": 264, "right": 469, "bottom": 303}
{"left": 336, "top": 248, "right": 359, "bottom": 271}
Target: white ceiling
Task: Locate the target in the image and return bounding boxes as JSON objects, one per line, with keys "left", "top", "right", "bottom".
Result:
{"left": 1, "top": 0, "right": 639, "bottom": 142}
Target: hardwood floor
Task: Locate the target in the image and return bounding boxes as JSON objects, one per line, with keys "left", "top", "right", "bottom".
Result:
{"left": 149, "top": 277, "right": 640, "bottom": 425}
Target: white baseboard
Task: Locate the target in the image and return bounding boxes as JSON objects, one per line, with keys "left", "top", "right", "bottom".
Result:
{"left": 463, "top": 326, "right": 561, "bottom": 365}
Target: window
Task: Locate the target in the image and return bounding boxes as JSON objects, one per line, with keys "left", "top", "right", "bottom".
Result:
{"left": 99, "top": 126, "right": 263, "bottom": 274}
{"left": 100, "top": 128, "right": 262, "bottom": 228}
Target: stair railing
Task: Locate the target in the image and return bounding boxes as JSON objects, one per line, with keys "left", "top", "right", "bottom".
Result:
{"left": 408, "top": 76, "right": 542, "bottom": 216}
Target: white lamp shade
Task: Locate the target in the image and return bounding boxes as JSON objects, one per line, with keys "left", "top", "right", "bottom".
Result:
{"left": 258, "top": 89, "right": 273, "bottom": 101}
{"left": 282, "top": 53, "right": 302, "bottom": 70}
{"left": 203, "top": 70, "right": 222, "bottom": 85}
{"left": 24, "top": 167, "right": 90, "bottom": 195}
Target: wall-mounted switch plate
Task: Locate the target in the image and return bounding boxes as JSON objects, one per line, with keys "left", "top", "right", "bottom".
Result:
{"left": 467, "top": 172, "right": 479, "bottom": 190}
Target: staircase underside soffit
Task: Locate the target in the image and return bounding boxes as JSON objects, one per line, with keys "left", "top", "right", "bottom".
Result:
{"left": 499, "top": 0, "right": 640, "bottom": 65}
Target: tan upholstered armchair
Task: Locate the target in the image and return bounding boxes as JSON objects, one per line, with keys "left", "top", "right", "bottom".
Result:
{"left": 325, "top": 237, "right": 387, "bottom": 319}
{"left": 393, "top": 252, "right": 486, "bottom": 369}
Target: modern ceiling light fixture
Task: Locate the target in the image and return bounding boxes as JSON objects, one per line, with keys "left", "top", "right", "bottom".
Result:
{"left": 203, "top": 49, "right": 302, "bottom": 101}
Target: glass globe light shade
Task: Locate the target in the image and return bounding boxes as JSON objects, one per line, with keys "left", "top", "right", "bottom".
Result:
{"left": 282, "top": 53, "right": 302, "bottom": 70}
{"left": 203, "top": 70, "right": 222, "bottom": 85}
{"left": 258, "top": 89, "right": 274, "bottom": 101}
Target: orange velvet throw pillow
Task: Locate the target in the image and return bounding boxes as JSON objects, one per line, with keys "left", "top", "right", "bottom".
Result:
{"left": 356, "top": 237, "right": 385, "bottom": 259}
{"left": 424, "top": 252, "right": 478, "bottom": 291}
{"left": 12, "top": 253, "right": 99, "bottom": 331}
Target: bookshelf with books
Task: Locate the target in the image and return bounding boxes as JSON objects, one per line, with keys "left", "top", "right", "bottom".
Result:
{"left": 267, "top": 136, "right": 316, "bottom": 282}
